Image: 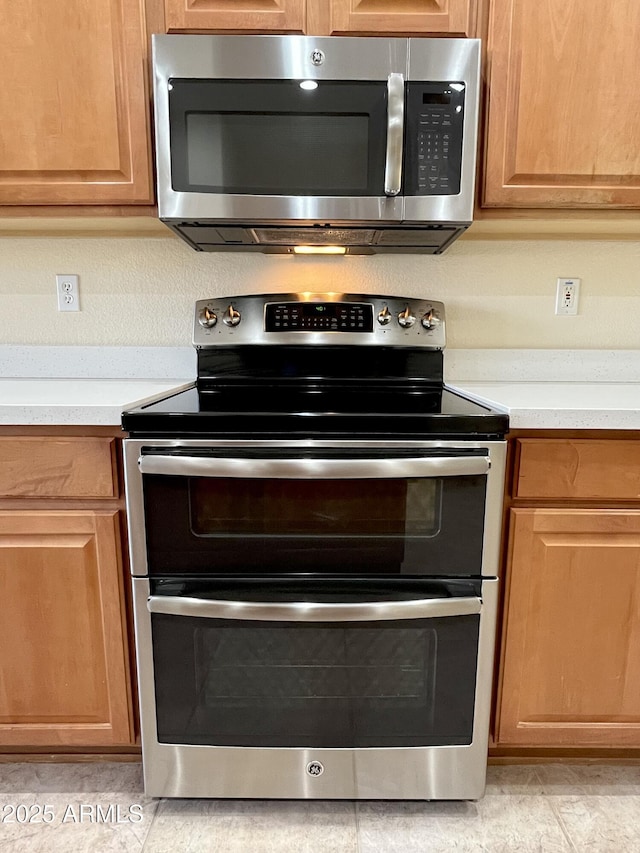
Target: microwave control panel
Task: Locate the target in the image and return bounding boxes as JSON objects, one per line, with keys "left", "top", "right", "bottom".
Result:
{"left": 404, "top": 83, "right": 466, "bottom": 197}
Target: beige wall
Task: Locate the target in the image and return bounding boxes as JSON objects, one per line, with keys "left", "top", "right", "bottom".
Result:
{"left": 0, "top": 235, "right": 638, "bottom": 348}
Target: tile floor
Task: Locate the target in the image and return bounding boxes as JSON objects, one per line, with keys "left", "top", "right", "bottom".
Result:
{"left": 0, "top": 762, "right": 639, "bottom": 852}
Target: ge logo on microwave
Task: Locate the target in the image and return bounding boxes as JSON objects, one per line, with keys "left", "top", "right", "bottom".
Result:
{"left": 310, "top": 49, "right": 325, "bottom": 66}
{"left": 306, "top": 761, "right": 324, "bottom": 777}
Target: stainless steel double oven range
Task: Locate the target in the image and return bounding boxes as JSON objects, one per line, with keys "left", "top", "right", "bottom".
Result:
{"left": 123, "top": 293, "right": 508, "bottom": 801}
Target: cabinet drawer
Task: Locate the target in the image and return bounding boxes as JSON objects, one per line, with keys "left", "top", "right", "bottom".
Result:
{"left": 0, "top": 437, "right": 117, "bottom": 498}
{"left": 515, "top": 439, "right": 640, "bottom": 501}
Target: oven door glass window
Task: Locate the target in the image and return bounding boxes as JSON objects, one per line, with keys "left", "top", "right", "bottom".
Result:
{"left": 150, "top": 580, "right": 480, "bottom": 748}
{"left": 141, "top": 450, "right": 488, "bottom": 576}
{"left": 168, "top": 80, "right": 388, "bottom": 196}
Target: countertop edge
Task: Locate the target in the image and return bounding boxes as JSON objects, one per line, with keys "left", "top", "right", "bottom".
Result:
{"left": 448, "top": 382, "right": 640, "bottom": 431}
{"left": 0, "top": 380, "right": 193, "bottom": 427}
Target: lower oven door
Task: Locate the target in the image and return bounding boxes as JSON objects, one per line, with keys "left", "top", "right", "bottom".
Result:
{"left": 133, "top": 576, "right": 498, "bottom": 800}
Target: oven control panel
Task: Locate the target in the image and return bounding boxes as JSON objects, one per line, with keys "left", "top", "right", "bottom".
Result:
{"left": 265, "top": 301, "right": 373, "bottom": 333}
{"left": 194, "top": 293, "right": 446, "bottom": 349}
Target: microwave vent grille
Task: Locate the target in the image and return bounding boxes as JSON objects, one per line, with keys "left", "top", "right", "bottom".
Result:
{"left": 253, "top": 228, "right": 376, "bottom": 246}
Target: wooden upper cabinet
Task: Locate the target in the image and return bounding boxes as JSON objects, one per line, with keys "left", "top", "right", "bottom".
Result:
{"left": 323, "top": 0, "right": 476, "bottom": 36}
{"left": 165, "top": 0, "right": 305, "bottom": 32}
{"left": 164, "top": 0, "right": 475, "bottom": 35}
{"left": 483, "top": 0, "right": 640, "bottom": 207}
{"left": 0, "top": 0, "right": 153, "bottom": 205}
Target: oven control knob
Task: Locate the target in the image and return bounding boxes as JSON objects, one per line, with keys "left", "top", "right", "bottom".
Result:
{"left": 223, "top": 304, "right": 241, "bottom": 327}
{"left": 377, "top": 305, "right": 392, "bottom": 325}
{"left": 397, "top": 306, "right": 416, "bottom": 328}
{"left": 421, "top": 310, "right": 435, "bottom": 330}
{"left": 198, "top": 306, "right": 217, "bottom": 328}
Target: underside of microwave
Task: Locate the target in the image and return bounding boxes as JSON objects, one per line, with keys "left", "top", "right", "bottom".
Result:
{"left": 166, "top": 223, "right": 469, "bottom": 254}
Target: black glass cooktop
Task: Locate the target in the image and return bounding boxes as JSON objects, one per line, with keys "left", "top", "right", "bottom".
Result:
{"left": 122, "top": 384, "right": 508, "bottom": 439}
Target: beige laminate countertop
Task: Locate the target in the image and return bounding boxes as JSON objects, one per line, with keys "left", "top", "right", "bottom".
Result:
{"left": 449, "top": 381, "right": 640, "bottom": 430}
{"left": 0, "top": 379, "right": 192, "bottom": 426}
{"left": 2, "top": 377, "right": 639, "bottom": 430}
{"left": 1, "top": 347, "right": 639, "bottom": 430}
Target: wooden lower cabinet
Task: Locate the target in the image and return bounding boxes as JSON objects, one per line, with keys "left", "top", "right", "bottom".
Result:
{"left": 0, "top": 510, "right": 133, "bottom": 747}
{"left": 497, "top": 507, "right": 640, "bottom": 747}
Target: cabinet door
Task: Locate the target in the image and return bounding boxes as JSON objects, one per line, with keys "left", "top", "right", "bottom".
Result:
{"left": 483, "top": 0, "right": 640, "bottom": 207}
{"left": 325, "top": 0, "right": 475, "bottom": 36}
{"left": 0, "top": 511, "right": 134, "bottom": 746}
{"left": 165, "top": 0, "right": 305, "bottom": 32}
{"left": 497, "top": 508, "right": 640, "bottom": 746}
{"left": 0, "top": 0, "right": 153, "bottom": 205}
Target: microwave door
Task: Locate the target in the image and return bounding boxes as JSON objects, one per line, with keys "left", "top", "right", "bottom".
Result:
{"left": 157, "top": 77, "right": 404, "bottom": 224}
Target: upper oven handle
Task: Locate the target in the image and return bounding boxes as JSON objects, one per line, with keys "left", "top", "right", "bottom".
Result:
{"left": 147, "top": 595, "right": 482, "bottom": 622}
{"left": 138, "top": 454, "right": 490, "bottom": 479}
{"left": 384, "top": 73, "right": 405, "bottom": 196}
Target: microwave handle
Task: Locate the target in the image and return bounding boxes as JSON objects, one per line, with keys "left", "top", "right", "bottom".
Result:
{"left": 147, "top": 595, "right": 482, "bottom": 623}
{"left": 384, "top": 73, "right": 405, "bottom": 196}
{"left": 138, "top": 453, "right": 490, "bottom": 479}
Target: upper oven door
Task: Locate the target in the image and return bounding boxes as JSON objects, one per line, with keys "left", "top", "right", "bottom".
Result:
{"left": 128, "top": 442, "right": 504, "bottom": 578}
{"left": 153, "top": 35, "right": 406, "bottom": 223}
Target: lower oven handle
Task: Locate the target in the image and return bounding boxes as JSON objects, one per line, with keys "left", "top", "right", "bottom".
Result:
{"left": 138, "top": 454, "right": 490, "bottom": 479}
{"left": 147, "top": 595, "right": 482, "bottom": 622}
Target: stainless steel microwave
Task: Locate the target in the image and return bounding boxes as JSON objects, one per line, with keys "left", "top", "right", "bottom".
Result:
{"left": 152, "top": 35, "right": 480, "bottom": 254}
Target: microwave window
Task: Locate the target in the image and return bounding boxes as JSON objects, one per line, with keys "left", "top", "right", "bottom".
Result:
{"left": 185, "top": 113, "right": 369, "bottom": 194}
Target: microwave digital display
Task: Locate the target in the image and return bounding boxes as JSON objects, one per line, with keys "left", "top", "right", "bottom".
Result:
{"left": 422, "top": 93, "right": 452, "bottom": 105}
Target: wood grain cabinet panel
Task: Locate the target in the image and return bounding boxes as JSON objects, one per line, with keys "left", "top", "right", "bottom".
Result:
{"left": 165, "top": 0, "right": 305, "bottom": 32}
{"left": 0, "top": 0, "right": 153, "bottom": 204}
{"left": 497, "top": 508, "right": 640, "bottom": 746}
{"left": 164, "top": 0, "right": 474, "bottom": 35}
{"left": 0, "top": 438, "right": 117, "bottom": 499}
{"left": 0, "top": 511, "right": 133, "bottom": 746}
{"left": 515, "top": 439, "right": 640, "bottom": 501}
{"left": 326, "top": 0, "right": 475, "bottom": 35}
{"left": 483, "top": 0, "right": 640, "bottom": 207}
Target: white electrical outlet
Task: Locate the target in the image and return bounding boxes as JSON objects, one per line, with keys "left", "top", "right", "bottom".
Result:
{"left": 56, "top": 274, "right": 80, "bottom": 312}
{"left": 555, "top": 277, "right": 580, "bottom": 315}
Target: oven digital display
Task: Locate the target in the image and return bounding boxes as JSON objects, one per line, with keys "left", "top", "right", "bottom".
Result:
{"left": 265, "top": 302, "right": 373, "bottom": 332}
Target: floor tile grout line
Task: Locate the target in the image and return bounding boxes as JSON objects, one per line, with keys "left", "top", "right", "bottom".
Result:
{"left": 140, "top": 795, "right": 165, "bottom": 852}
{"left": 354, "top": 800, "right": 362, "bottom": 853}
{"left": 531, "top": 766, "right": 579, "bottom": 853}
{"left": 545, "top": 796, "right": 580, "bottom": 852}
{"left": 531, "top": 764, "right": 547, "bottom": 795}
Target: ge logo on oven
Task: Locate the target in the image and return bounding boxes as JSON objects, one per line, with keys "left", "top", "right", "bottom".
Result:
{"left": 306, "top": 761, "right": 324, "bottom": 777}
{"left": 310, "top": 49, "right": 325, "bottom": 66}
